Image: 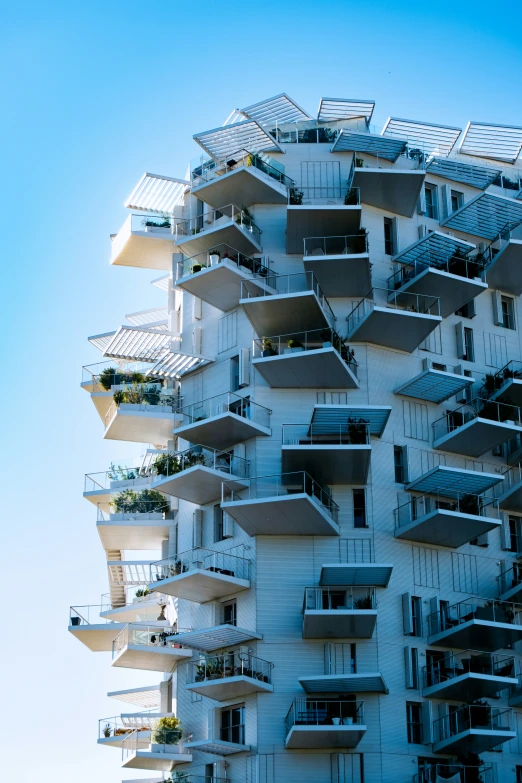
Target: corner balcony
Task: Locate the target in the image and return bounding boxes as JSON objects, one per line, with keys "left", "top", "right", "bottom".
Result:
{"left": 281, "top": 423, "right": 371, "bottom": 485}
{"left": 394, "top": 365, "right": 475, "bottom": 404}
{"left": 428, "top": 597, "right": 522, "bottom": 651}
{"left": 112, "top": 625, "right": 192, "bottom": 672}
{"left": 413, "top": 763, "right": 495, "bottom": 783}
{"left": 285, "top": 699, "right": 366, "bottom": 749}
{"left": 422, "top": 651, "right": 516, "bottom": 701}
{"left": 252, "top": 328, "right": 359, "bottom": 389}
{"left": 221, "top": 471, "right": 339, "bottom": 536}
{"left": 100, "top": 596, "right": 167, "bottom": 624}
{"left": 96, "top": 495, "right": 174, "bottom": 551}
{"left": 104, "top": 390, "right": 182, "bottom": 446}
{"left": 394, "top": 492, "right": 501, "bottom": 548}
{"left": 81, "top": 361, "right": 121, "bottom": 420}
{"left": 485, "top": 235, "right": 522, "bottom": 295}
{"left": 174, "top": 392, "right": 271, "bottom": 451}
{"left": 84, "top": 465, "right": 153, "bottom": 515}
{"left": 98, "top": 713, "right": 160, "bottom": 748}
{"left": 388, "top": 254, "right": 487, "bottom": 318}
{"left": 286, "top": 186, "right": 362, "bottom": 254}
{"left": 433, "top": 398, "right": 522, "bottom": 457}
{"left": 351, "top": 166, "right": 425, "bottom": 217}
{"left": 489, "top": 360, "right": 522, "bottom": 408}
{"left": 175, "top": 204, "right": 262, "bottom": 256}
{"left": 68, "top": 604, "right": 125, "bottom": 652}
{"left": 240, "top": 271, "right": 336, "bottom": 336}
{"left": 150, "top": 445, "right": 249, "bottom": 505}
{"left": 302, "top": 233, "right": 371, "bottom": 296}
{"left": 191, "top": 149, "right": 292, "bottom": 208}
{"left": 175, "top": 243, "right": 270, "bottom": 312}
{"left": 303, "top": 587, "right": 377, "bottom": 639}
{"left": 498, "top": 563, "right": 522, "bottom": 602}
{"left": 148, "top": 547, "right": 250, "bottom": 602}
{"left": 185, "top": 652, "right": 273, "bottom": 701}
{"left": 346, "top": 288, "right": 441, "bottom": 353}
{"left": 122, "top": 727, "right": 192, "bottom": 771}
{"left": 110, "top": 214, "right": 178, "bottom": 271}
{"left": 432, "top": 705, "right": 515, "bottom": 754}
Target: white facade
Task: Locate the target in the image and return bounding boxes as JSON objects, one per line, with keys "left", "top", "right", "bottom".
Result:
{"left": 72, "top": 94, "right": 522, "bottom": 783}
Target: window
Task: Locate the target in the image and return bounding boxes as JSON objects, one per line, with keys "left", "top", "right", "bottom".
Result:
{"left": 230, "top": 355, "right": 240, "bottom": 391}
{"left": 501, "top": 296, "right": 516, "bottom": 330}
{"left": 353, "top": 489, "right": 367, "bottom": 528}
{"left": 432, "top": 362, "right": 446, "bottom": 371}
{"left": 425, "top": 650, "right": 446, "bottom": 687}
{"left": 383, "top": 217, "right": 393, "bottom": 255}
{"left": 455, "top": 299, "right": 476, "bottom": 319}
{"left": 424, "top": 185, "right": 438, "bottom": 220}
{"left": 463, "top": 327, "right": 474, "bottom": 362}
{"left": 509, "top": 516, "right": 522, "bottom": 554}
{"left": 516, "top": 765, "right": 522, "bottom": 783}
{"left": 322, "top": 590, "right": 346, "bottom": 609}
{"left": 406, "top": 702, "right": 423, "bottom": 744}
{"left": 450, "top": 190, "right": 464, "bottom": 212}
{"left": 214, "top": 505, "right": 224, "bottom": 542}
{"left": 394, "top": 445, "right": 406, "bottom": 483}
{"left": 411, "top": 596, "right": 422, "bottom": 637}
{"left": 221, "top": 704, "right": 245, "bottom": 745}
{"left": 222, "top": 599, "right": 237, "bottom": 626}
{"left": 411, "top": 647, "right": 419, "bottom": 689}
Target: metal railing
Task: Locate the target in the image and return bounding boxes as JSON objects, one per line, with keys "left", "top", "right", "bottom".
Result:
{"left": 150, "top": 547, "right": 250, "bottom": 583}
{"left": 112, "top": 624, "right": 186, "bottom": 658}
{"left": 347, "top": 288, "right": 440, "bottom": 334}
{"left": 81, "top": 360, "right": 154, "bottom": 387}
{"left": 191, "top": 148, "right": 294, "bottom": 189}
{"left": 84, "top": 465, "right": 149, "bottom": 492}
{"left": 187, "top": 651, "right": 272, "bottom": 685}
{"left": 422, "top": 651, "right": 515, "bottom": 693}
{"left": 289, "top": 185, "right": 360, "bottom": 206}
{"left": 483, "top": 359, "right": 522, "bottom": 397}
{"left": 165, "top": 776, "right": 228, "bottom": 783}
{"left": 69, "top": 603, "right": 112, "bottom": 626}
{"left": 395, "top": 491, "right": 500, "bottom": 530}
{"left": 130, "top": 213, "right": 177, "bottom": 234}
{"left": 388, "top": 253, "right": 485, "bottom": 291}
{"left": 240, "top": 270, "right": 336, "bottom": 326}
{"left": 99, "top": 712, "right": 158, "bottom": 739}
{"left": 304, "top": 586, "right": 376, "bottom": 611}
{"left": 282, "top": 421, "right": 369, "bottom": 447}
{"left": 433, "top": 397, "right": 522, "bottom": 441}
{"left": 303, "top": 233, "right": 368, "bottom": 256}
{"left": 428, "top": 596, "right": 522, "bottom": 637}
{"left": 152, "top": 444, "right": 249, "bottom": 480}
{"left": 122, "top": 725, "right": 185, "bottom": 761}
{"left": 96, "top": 490, "right": 171, "bottom": 521}
{"left": 175, "top": 204, "right": 261, "bottom": 245}
{"left": 105, "top": 391, "right": 180, "bottom": 431}
{"left": 175, "top": 391, "right": 270, "bottom": 431}
{"left": 253, "top": 328, "right": 357, "bottom": 373}
{"left": 177, "top": 243, "right": 269, "bottom": 279}
{"left": 413, "top": 764, "right": 494, "bottom": 783}
{"left": 222, "top": 471, "right": 339, "bottom": 523}
{"left": 498, "top": 562, "right": 522, "bottom": 596}
{"left": 285, "top": 699, "right": 364, "bottom": 734}
{"left": 433, "top": 705, "right": 513, "bottom": 744}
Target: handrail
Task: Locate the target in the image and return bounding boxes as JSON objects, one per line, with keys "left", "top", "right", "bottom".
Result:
{"left": 240, "top": 270, "right": 336, "bottom": 325}
{"left": 175, "top": 204, "right": 262, "bottom": 245}
{"left": 282, "top": 421, "right": 369, "bottom": 446}
{"left": 187, "top": 651, "right": 273, "bottom": 685}
{"left": 288, "top": 184, "right": 360, "bottom": 206}
{"left": 252, "top": 327, "right": 357, "bottom": 373}
{"left": 422, "top": 650, "right": 515, "bottom": 694}
{"left": 394, "top": 491, "right": 500, "bottom": 529}
{"left": 150, "top": 546, "right": 250, "bottom": 583}
{"left": 433, "top": 704, "right": 513, "bottom": 743}
{"left": 69, "top": 603, "right": 114, "bottom": 626}
{"left": 285, "top": 698, "right": 364, "bottom": 735}
{"left": 303, "top": 233, "right": 368, "bottom": 256}
{"left": 112, "top": 624, "right": 187, "bottom": 657}
{"left": 152, "top": 444, "right": 250, "bottom": 480}
{"left": 304, "top": 586, "right": 376, "bottom": 611}
{"left": 346, "top": 287, "right": 440, "bottom": 334}
{"left": 178, "top": 243, "right": 269, "bottom": 279}
{"left": 413, "top": 763, "right": 494, "bottom": 783}
{"left": 191, "top": 148, "right": 294, "bottom": 189}
{"left": 428, "top": 596, "right": 522, "bottom": 637}
{"left": 388, "top": 253, "right": 485, "bottom": 291}
{"left": 433, "top": 397, "right": 522, "bottom": 441}
{"left": 497, "top": 562, "right": 522, "bottom": 596}
{"left": 175, "top": 391, "right": 271, "bottom": 430}
{"left": 97, "top": 492, "right": 172, "bottom": 522}
{"left": 99, "top": 711, "right": 158, "bottom": 738}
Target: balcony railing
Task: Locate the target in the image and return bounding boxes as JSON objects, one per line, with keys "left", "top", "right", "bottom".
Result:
{"left": 483, "top": 359, "right": 522, "bottom": 396}
{"left": 413, "top": 764, "right": 494, "bottom": 783}
{"left": 285, "top": 699, "right": 364, "bottom": 734}
{"left": 388, "top": 252, "right": 485, "bottom": 291}
{"left": 177, "top": 243, "right": 269, "bottom": 279}
{"left": 253, "top": 328, "right": 357, "bottom": 372}
{"left": 112, "top": 624, "right": 187, "bottom": 658}
{"left": 304, "top": 586, "right": 376, "bottom": 611}
{"left": 96, "top": 491, "right": 171, "bottom": 521}
{"left": 240, "top": 270, "right": 335, "bottom": 318}
{"left": 122, "top": 725, "right": 185, "bottom": 760}
{"left": 288, "top": 185, "right": 360, "bottom": 206}
{"left": 150, "top": 547, "right": 250, "bottom": 583}
{"left": 428, "top": 597, "right": 522, "bottom": 636}
{"left": 176, "top": 392, "right": 270, "bottom": 431}
{"left": 130, "top": 213, "right": 177, "bottom": 234}
{"left": 81, "top": 360, "right": 155, "bottom": 387}
{"left": 346, "top": 288, "right": 441, "bottom": 333}
{"left": 395, "top": 492, "right": 500, "bottom": 529}
{"left": 105, "top": 388, "right": 180, "bottom": 429}
{"left": 191, "top": 148, "right": 294, "bottom": 189}
{"left": 99, "top": 712, "right": 157, "bottom": 739}
{"left": 422, "top": 651, "right": 515, "bottom": 693}
{"left": 433, "top": 398, "right": 522, "bottom": 441}
{"left": 303, "top": 233, "right": 368, "bottom": 256}
{"left": 175, "top": 204, "right": 261, "bottom": 245}
{"left": 69, "top": 603, "right": 112, "bottom": 626}
{"left": 222, "top": 471, "right": 339, "bottom": 524}
{"left": 85, "top": 464, "right": 149, "bottom": 492}
{"left": 152, "top": 445, "right": 250, "bottom": 480}
{"left": 282, "top": 422, "right": 370, "bottom": 446}
{"left": 433, "top": 705, "right": 513, "bottom": 744}
{"left": 187, "top": 651, "right": 273, "bottom": 685}
{"left": 498, "top": 562, "right": 522, "bottom": 596}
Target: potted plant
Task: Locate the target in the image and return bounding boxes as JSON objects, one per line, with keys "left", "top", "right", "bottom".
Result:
{"left": 344, "top": 188, "right": 359, "bottom": 205}
{"left": 103, "top": 724, "right": 112, "bottom": 738}
{"left": 347, "top": 417, "right": 369, "bottom": 444}
{"left": 261, "top": 337, "right": 277, "bottom": 357}
{"left": 355, "top": 157, "right": 364, "bottom": 168}
{"left": 354, "top": 594, "right": 373, "bottom": 609}
{"left": 458, "top": 494, "right": 480, "bottom": 516}
{"left": 289, "top": 188, "right": 304, "bottom": 205}
{"left": 209, "top": 250, "right": 220, "bottom": 266}
{"left": 285, "top": 338, "right": 304, "bottom": 354}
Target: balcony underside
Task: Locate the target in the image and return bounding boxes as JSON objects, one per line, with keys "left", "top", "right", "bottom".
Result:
{"left": 104, "top": 406, "right": 179, "bottom": 446}
{"left": 424, "top": 672, "right": 517, "bottom": 701}
{"left": 121, "top": 750, "right": 193, "bottom": 771}
{"left": 394, "top": 368, "right": 475, "bottom": 404}
{"left": 282, "top": 444, "right": 371, "bottom": 485}
{"left": 241, "top": 291, "right": 333, "bottom": 336}
{"left": 183, "top": 739, "right": 250, "bottom": 755}
{"left": 149, "top": 568, "right": 250, "bottom": 602}
{"left": 499, "top": 580, "right": 522, "bottom": 603}
{"left": 90, "top": 391, "right": 114, "bottom": 420}
{"left": 392, "top": 268, "right": 487, "bottom": 318}
{"left": 174, "top": 413, "right": 271, "bottom": 451}
{"left": 185, "top": 674, "right": 273, "bottom": 701}
{"left": 171, "top": 624, "right": 262, "bottom": 652}
{"left": 112, "top": 645, "right": 192, "bottom": 673}
{"left": 492, "top": 378, "right": 522, "bottom": 408}
{"left": 303, "top": 253, "right": 371, "bottom": 297}
{"left": 177, "top": 261, "right": 262, "bottom": 313}
{"left": 101, "top": 600, "right": 165, "bottom": 623}
{"left": 97, "top": 519, "right": 172, "bottom": 551}
{"left": 175, "top": 221, "right": 262, "bottom": 257}
{"left": 352, "top": 168, "right": 425, "bottom": 217}
{"left": 395, "top": 508, "right": 501, "bottom": 548}
{"left": 191, "top": 166, "right": 288, "bottom": 208}
{"left": 433, "top": 418, "right": 522, "bottom": 458}
{"left": 152, "top": 465, "right": 247, "bottom": 505}
{"left": 286, "top": 205, "right": 362, "bottom": 254}
{"left": 347, "top": 307, "right": 441, "bottom": 353}
{"left": 84, "top": 487, "right": 111, "bottom": 513}
{"left": 111, "top": 229, "right": 177, "bottom": 271}
{"left": 406, "top": 465, "right": 504, "bottom": 497}
{"left": 285, "top": 724, "right": 366, "bottom": 750}
{"left": 221, "top": 494, "right": 340, "bottom": 536}
{"left": 253, "top": 348, "right": 359, "bottom": 389}
{"left": 509, "top": 690, "right": 522, "bottom": 707}
{"left": 498, "top": 478, "right": 522, "bottom": 511}
{"left": 107, "top": 684, "right": 161, "bottom": 709}
{"left": 486, "top": 240, "right": 522, "bottom": 295}
{"left": 68, "top": 623, "right": 126, "bottom": 652}
{"left": 428, "top": 619, "right": 522, "bottom": 652}
{"left": 302, "top": 610, "right": 377, "bottom": 639}
{"left": 433, "top": 727, "right": 515, "bottom": 755}
{"left": 299, "top": 673, "right": 387, "bottom": 694}
{"left": 320, "top": 563, "right": 393, "bottom": 587}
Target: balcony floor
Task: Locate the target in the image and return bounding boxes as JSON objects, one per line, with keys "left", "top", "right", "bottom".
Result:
{"left": 175, "top": 220, "right": 262, "bottom": 257}
{"left": 347, "top": 307, "right": 442, "bottom": 353}
{"left": 486, "top": 240, "right": 522, "bottom": 295}
{"left": 432, "top": 727, "right": 515, "bottom": 755}
{"left": 149, "top": 568, "right": 250, "bottom": 603}
{"left": 285, "top": 724, "right": 366, "bottom": 749}
{"left": 282, "top": 444, "right": 371, "bottom": 485}
{"left": 303, "top": 610, "right": 377, "bottom": 639}
{"left": 253, "top": 347, "right": 359, "bottom": 389}
{"left": 286, "top": 205, "right": 362, "bottom": 254}
{"left": 191, "top": 166, "right": 288, "bottom": 208}
{"left": 428, "top": 618, "right": 522, "bottom": 651}
{"left": 303, "top": 253, "right": 371, "bottom": 297}
{"left": 68, "top": 623, "right": 126, "bottom": 652}
{"left": 185, "top": 674, "right": 273, "bottom": 701}
{"left": 177, "top": 260, "right": 263, "bottom": 313}
{"left": 221, "top": 494, "right": 339, "bottom": 536}
{"left": 395, "top": 508, "right": 501, "bottom": 548}
{"left": 241, "top": 291, "right": 333, "bottom": 336}
{"left": 111, "top": 226, "right": 177, "bottom": 271}
{"left": 434, "top": 418, "right": 522, "bottom": 458}
{"left": 392, "top": 268, "right": 487, "bottom": 318}
{"left": 112, "top": 645, "right": 192, "bottom": 673}
{"left": 423, "top": 671, "right": 517, "bottom": 701}
{"left": 151, "top": 465, "right": 248, "bottom": 505}
{"left": 121, "top": 749, "right": 193, "bottom": 771}
{"left": 104, "top": 405, "right": 180, "bottom": 446}
{"left": 174, "top": 412, "right": 271, "bottom": 451}
{"left": 97, "top": 518, "right": 172, "bottom": 551}
{"left": 352, "top": 168, "right": 425, "bottom": 218}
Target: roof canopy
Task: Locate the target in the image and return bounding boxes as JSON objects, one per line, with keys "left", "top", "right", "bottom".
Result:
{"left": 103, "top": 326, "right": 174, "bottom": 363}
{"left": 441, "top": 192, "right": 522, "bottom": 240}
{"left": 459, "top": 121, "right": 522, "bottom": 164}
{"left": 406, "top": 465, "right": 503, "bottom": 497}
{"left": 240, "top": 93, "right": 311, "bottom": 126}
{"left": 125, "top": 307, "right": 168, "bottom": 328}
{"left": 331, "top": 130, "right": 406, "bottom": 161}
{"left": 426, "top": 157, "right": 501, "bottom": 190}
{"left": 394, "top": 230, "right": 475, "bottom": 265}
{"left": 310, "top": 404, "right": 391, "bottom": 437}
{"left": 146, "top": 350, "right": 213, "bottom": 379}
{"left": 88, "top": 331, "right": 116, "bottom": 353}
{"left": 382, "top": 117, "right": 461, "bottom": 157}
{"left": 194, "top": 119, "right": 283, "bottom": 162}
{"left": 124, "top": 173, "right": 188, "bottom": 215}
{"left": 317, "top": 97, "right": 375, "bottom": 123}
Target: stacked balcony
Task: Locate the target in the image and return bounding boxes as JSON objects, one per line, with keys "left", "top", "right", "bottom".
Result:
{"left": 496, "top": 463, "right": 522, "bottom": 511}
{"left": 175, "top": 204, "right": 262, "bottom": 256}
{"left": 112, "top": 624, "right": 192, "bottom": 672}
{"left": 485, "top": 227, "right": 522, "bottom": 295}
{"left": 433, "top": 398, "right": 522, "bottom": 457}
{"left": 413, "top": 763, "right": 494, "bottom": 783}
{"left": 81, "top": 361, "right": 156, "bottom": 421}
{"left": 302, "top": 586, "right": 377, "bottom": 639}
{"left": 185, "top": 651, "right": 273, "bottom": 700}
{"left": 121, "top": 725, "right": 192, "bottom": 771}
{"left": 351, "top": 165, "right": 425, "bottom": 217}
{"left": 99, "top": 595, "right": 167, "bottom": 624}
{"left": 96, "top": 491, "right": 174, "bottom": 551}
{"left": 488, "top": 360, "right": 522, "bottom": 408}
{"left": 498, "top": 562, "right": 522, "bottom": 602}
{"left": 284, "top": 698, "right": 366, "bottom": 749}
{"left": 110, "top": 214, "right": 178, "bottom": 270}
{"left": 286, "top": 185, "right": 362, "bottom": 254}
{"left": 302, "top": 233, "right": 371, "bottom": 296}
{"left": 68, "top": 604, "right": 127, "bottom": 652}
{"left": 98, "top": 713, "right": 160, "bottom": 748}
{"left": 422, "top": 651, "right": 516, "bottom": 700}
{"left": 104, "top": 385, "right": 181, "bottom": 446}
{"left": 432, "top": 705, "right": 515, "bottom": 754}
{"left": 84, "top": 463, "right": 153, "bottom": 517}
{"left": 394, "top": 363, "right": 475, "bottom": 404}
{"left": 428, "top": 597, "right": 522, "bottom": 650}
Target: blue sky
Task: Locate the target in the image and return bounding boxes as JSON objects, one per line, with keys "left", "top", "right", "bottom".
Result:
{"left": 2, "top": 1, "right": 522, "bottom": 781}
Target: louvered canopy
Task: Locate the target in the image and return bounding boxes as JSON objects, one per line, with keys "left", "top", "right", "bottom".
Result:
{"left": 406, "top": 465, "right": 504, "bottom": 497}
{"left": 124, "top": 173, "right": 188, "bottom": 215}
{"left": 459, "top": 121, "right": 522, "bottom": 164}
{"left": 103, "top": 326, "right": 174, "bottom": 362}
{"left": 194, "top": 119, "right": 283, "bottom": 161}
{"left": 382, "top": 117, "right": 461, "bottom": 157}
{"left": 310, "top": 405, "right": 391, "bottom": 437}
{"left": 426, "top": 158, "right": 501, "bottom": 190}
{"left": 441, "top": 192, "right": 522, "bottom": 240}
{"left": 151, "top": 274, "right": 171, "bottom": 292}
{"left": 393, "top": 231, "right": 475, "bottom": 265}
{"left": 107, "top": 684, "right": 161, "bottom": 709}
{"left": 88, "top": 331, "right": 116, "bottom": 353}
{"left": 394, "top": 368, "right": 475, "bottom": 404}
{"left": 320, "top": 563, "right": 393, "bottom": 587}
{"left": 146, "top": 350, "right": 213, "bottom": 379}
{"left": 240, "top": 93, "right": 311, "bottom": 126}
{"left": 317, "top": 98, "right": 375, "bottom": 123}
{"left": 331, "top": 130, "right": 406, "bottom": 161}
{"left": 299, "top": 673, "right": 388, "bottom": 694}
{"left": 126, "top": 307, "right": 169, "bottom": 327}
{"left": 169, "top": 624, "right": 262, "bottom": 652}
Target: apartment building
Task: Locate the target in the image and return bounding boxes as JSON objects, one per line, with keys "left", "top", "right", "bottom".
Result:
{"left": 70, "top": 93, "right": 522, "bottom": 783}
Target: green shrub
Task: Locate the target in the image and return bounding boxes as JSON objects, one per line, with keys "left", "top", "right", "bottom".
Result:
{"left": 152, "top": 715, "right": 182, "bottom": 744}
{"left": 112, "top": 488, "right": 168, "bottom": 515}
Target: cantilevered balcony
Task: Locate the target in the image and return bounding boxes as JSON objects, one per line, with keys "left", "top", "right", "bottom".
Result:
{"left": 281, "top": 423, "right": 371, "bottom": 485}
{"left": 110, "top": 214, "right": 178, "bottom": 271}
{"left": 299, "top": 672, "right": 388, "bottom": 695}
{"left": 121, "top": 726, "right": 192, "bottom": 771}
{"left": 240, "top": 271, "right": 336, "bottom": 336}
{"left": 422, "top": 651, "right": 516, "bottom": 701}
{"left": 68, "top": 604, "right": 126, "bottom": 652}
{"left": 148, "top": 547, "right": 250, "bottom": 602}
{"left": 286, "top": 186, "right": 362, "bottom": 253}
{"left": 351, "top": 166, "right": 425, "bottom": 217}
{"left": 104, "top": 389, "right": 182, "bottom": 446}
{"left": 406, "top": 464, "right": 504, "bottom": 498}
{"left": 498, "top": 563, "right": 522, "bottom": 602}
{"left": 413, "top": 762, "right": 495, "bottom": 783}
{"left": 346, "top": 288, "right": 441, "bottom": 353}
{"left": 98, "top": 713, "right": 160, "bottom": 748}
{"left": 221, "top": 472, "right": 339, "bottom": 536}
{"left": 428, "top": 597, "right": 522, "bottom": 651}
{"left": 485, "top": 232, "right": 522, "bottom": 295}
{"left": 175, "top": 204, "right": 262, "bottom": 256}
{"left": 96, "top": 494, "right": 174, "bottom": 551}
{"left": 496, "top": 463, "right": 522, "bottom": 511}
{"left": 432, "top": 705, "right": 515, "bottom": 755}
{"left": 175, "top": 244, "right": 270, "bottom": 312}
{"left": 302, "top": 233, "right": 371, "bottom": 296}
{"left": 394, "top": 364, "right": 475, "bottom": 404}
{"left": 191, "top": 149, "right": 293, "bottom": 208}
{"left": 509, "top": 675, "right": 522, "bottom": 707}
{"left": 303, "top": 587, "right": 377, "bottom": 639}
{"left": 112, "top": 625, "right": 192, "bottom": 672}
{"left": 84, "top": 465, "right": 153, "bottom": 515}
{"left": 489, "top": 360, "right": 522, "bottom": 408}
{"left": 394, "top": 492, "right": 501, "bottom": 548}
{"left": 185, "top": 652, "right": 273, "bottom": 701}
{"left": 150, "top": 445, "right": 249, "bottom": 505}
{"left": 81, "top": 361, "right": 157, "bottom": 421}
{"left": 320, "top": 563, "right": 393, "bottom": 588}
{"left": 100, "top": 596, "right": 166, "bottom": 624}
{"left": 284, "top": 699, "right": 366, "bottom": 749}
{"left": 252, "top": 328, "right": 358, "bottom": 389}
{"left": 433, "top": 398, "right": 522, "bottom": 457}
{"left": 173, "top": 392, "right": 271, "bottom": 450}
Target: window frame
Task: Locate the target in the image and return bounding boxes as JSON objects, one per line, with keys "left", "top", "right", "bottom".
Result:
{"left": 406, "top": 701, "right": 423, "bottom": 744}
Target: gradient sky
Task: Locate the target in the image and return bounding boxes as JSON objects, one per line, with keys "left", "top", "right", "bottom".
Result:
{"left": 2, "top": 1, "right": 522, "bottom": 781}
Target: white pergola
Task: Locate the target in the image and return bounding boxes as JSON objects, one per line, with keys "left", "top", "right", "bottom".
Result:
{"left": 459, "top": 121, "right": 522, "bottom": 164}
{"left": 382, "top": 117, "right": 461, "bottom": 158}
{"left": 124, "top": 173, "right": 189, "bottom": 215}
{"left": 317, "top": 97, "right": 375, "bottom": 123}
